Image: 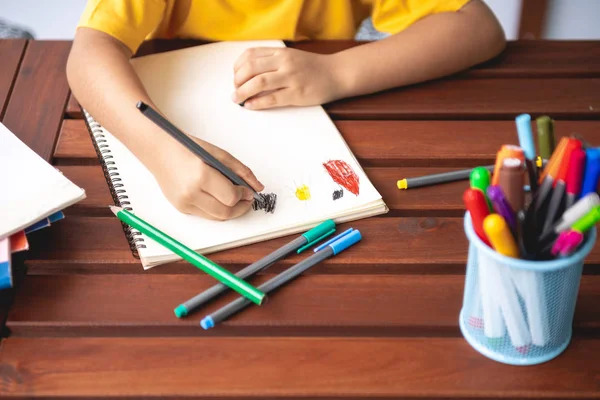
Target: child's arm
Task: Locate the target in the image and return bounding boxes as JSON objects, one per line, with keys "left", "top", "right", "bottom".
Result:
{"left": 233, "top": 0, "right": 505, "bottom": 110}
{"left": 67, "top": 28, "right": 263, "bottom": 220}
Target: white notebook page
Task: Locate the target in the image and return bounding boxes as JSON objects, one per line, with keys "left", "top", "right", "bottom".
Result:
{"left": 96, "top": 41, "right": 386, "bottom": 267}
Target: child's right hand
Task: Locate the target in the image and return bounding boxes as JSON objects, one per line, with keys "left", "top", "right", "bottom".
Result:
{"left": 146, "top": 134, "right": 264, "bottom": 221}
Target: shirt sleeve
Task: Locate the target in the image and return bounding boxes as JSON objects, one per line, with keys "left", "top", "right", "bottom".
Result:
{"left": 371, "top": 0, "right": 472, "bottom": 35}
{"left": 77, "top": 0, "right": 166, "bottom": 53}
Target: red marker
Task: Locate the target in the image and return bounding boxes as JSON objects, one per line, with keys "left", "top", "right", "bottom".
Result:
{"left": 565, "top": 148, "right": 586, "bottom": 209}
{"left": 464, "top": 188, "right": 491, "bottom": 246}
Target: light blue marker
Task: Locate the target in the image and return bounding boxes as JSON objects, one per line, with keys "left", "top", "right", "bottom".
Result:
{"left": 516, "top": 113, "right": 539, "bottom": 193}
{"left": 201, "top": 229, "right": 362, "bottom": 329}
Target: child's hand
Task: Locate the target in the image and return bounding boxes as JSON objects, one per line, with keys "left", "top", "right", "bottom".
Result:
{"left": 232, "top": 47, "right": 345, "bottom": 110}
{"left": 148, "top": 134, "right": 264, "bottom": 221}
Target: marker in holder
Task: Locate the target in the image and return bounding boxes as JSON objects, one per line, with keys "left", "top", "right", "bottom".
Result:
{"left": 460, "top": 212, "right": 596, "bottom": 365}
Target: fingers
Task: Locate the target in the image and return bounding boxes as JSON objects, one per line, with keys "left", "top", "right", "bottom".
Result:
{"left": 244, "top": 88, "right": 293, "bottom": 110}
{"left": 190, "top": 191, "right": 254, "bottom": 221}
{"left": 232, "top": 71, "right": 286, "bottom": 104}
{"left": 234, "top": 56, "right": 280, "bottom": 89}
{"left": 233, "top": 47, "right": 278, "bottom": 73}
{"left": 210, "top": 146, "right": 265, "bottom": 192}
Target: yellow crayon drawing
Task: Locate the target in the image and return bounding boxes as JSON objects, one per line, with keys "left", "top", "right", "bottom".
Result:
{"left": 294, "top": 184, "right": 311, "bottom": 201}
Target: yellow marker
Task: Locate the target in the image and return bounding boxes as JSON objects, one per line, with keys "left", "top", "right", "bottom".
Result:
{"left": 397, "top": 179, "right": 408, "bottom": 190}
{"left": 483, "top": 214, "right": 519, "bottom": 258}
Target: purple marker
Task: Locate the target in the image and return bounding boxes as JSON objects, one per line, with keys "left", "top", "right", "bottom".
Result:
{"left": 487, "top": 185, "right": 516, "bottom": 231}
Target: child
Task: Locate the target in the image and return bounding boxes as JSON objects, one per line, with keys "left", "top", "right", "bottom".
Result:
{"left": 67, "top": 0, "right": 505, "bottom": 221}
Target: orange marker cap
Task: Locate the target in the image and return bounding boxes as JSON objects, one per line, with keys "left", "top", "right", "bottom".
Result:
{"left": 539, "top": 137, "right": 569, "bottom": 183}
{"left": 555, "top": 139, "right": 582, "bottom": 184}
{"left": 491, "top": 145, "right": 525, "bottom": 186}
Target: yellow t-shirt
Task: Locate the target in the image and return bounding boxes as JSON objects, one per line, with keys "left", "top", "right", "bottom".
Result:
{"left": 78, "top": 0, "right": 471, "bottom": 53}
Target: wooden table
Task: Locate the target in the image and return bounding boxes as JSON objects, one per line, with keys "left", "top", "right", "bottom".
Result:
{"left": 1, "top": 39, "right": 600, "bottom": 399}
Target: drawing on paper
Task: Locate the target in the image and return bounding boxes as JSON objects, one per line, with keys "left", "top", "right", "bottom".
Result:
{"left": 294, "top": 184, "right": 311, "bottom": 201}
{"left": 323, "top": 160, "right": 360, "bottom": 196}
{"left": 252, "top": 192, "right": 277, "bottom": 213}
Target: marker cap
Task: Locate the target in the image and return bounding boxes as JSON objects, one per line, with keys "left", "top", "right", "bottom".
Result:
{"left": 581, "top": 148, "right": 600, "bottom": 196}
{"left": 566, "top": 148, "right": 586, "bottom": 196}
{"left": 554, "top": 192, "right": 600, "bottom": 232}
{"left": 536, "top": 116, "right": 555, "bottom": 160}
{"left": 299, "top": 219, "right": 336, "bottom": 253}
{"left": 498, "top": 157, "right": 525, "bottom": 212}
{"left": 463, "top": 188, "right": 491, "bottom": 246}
{"left": 314, "top": 228, "right": 353, "bottom": 252}
{"left": 539, "top": 137, "right": 569, "bottom": 183}
{"left": 487, "top": 185, "right": 516, "bottom": 230}
{"left": 470, "top": 167, "right": 492, "bottom": 210}
{"left": 329, "top": 229, "right": 362, "bottom": 255}
{"left": 571, "top": 205, "right": 600, "bottom": 233}
{"left": 483, "top": 214, "right": 520, "bottom": 258}
{"left": 516, "top": 114, "right": 536, "bottom": 160}
{"left": 174, "top": 304, "right": 188, "bottom": 318}
{"left": 555, "top": 139, "right": 582, "bottom": 184}
{"left": 492, "top": 145, "right": 524, "bottom": 186}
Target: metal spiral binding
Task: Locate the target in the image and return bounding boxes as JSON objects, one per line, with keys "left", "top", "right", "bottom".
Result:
{"left": 82, "top": 110, "right": 146, "bottom": 258}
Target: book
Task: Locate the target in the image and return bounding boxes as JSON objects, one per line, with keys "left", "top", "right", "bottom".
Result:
{"left": 0, "top": 238, "right": 11, "bottom": 289}
{"left": 0, "top": 123, "right": 86, "bottom": 239}
{"left": 85, "top": 40, "right": 388, "bottom": 269}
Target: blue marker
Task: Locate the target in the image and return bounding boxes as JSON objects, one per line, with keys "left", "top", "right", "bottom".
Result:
{"left": 581, "top": 148, "right": 600, "bottom": 197}
{"left": 516, "top": 114, "right": 538, "bottom": 193}
{"left": 201, "top": 229, "right": 362, "bottom": 329}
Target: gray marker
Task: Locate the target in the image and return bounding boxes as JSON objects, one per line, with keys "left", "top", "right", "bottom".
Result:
{"left": 397, "top": 165, "right": 494, "bottom": 190}
{"left": 201, "top": 229, "right": 362, "bottom": 329}
{"left": 174, "top": 220, "right": 335, "bottom": 318}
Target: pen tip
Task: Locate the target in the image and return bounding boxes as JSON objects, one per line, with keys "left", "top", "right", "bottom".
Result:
{"left": 136, "top": 101, "right": 147, "bottom": 111}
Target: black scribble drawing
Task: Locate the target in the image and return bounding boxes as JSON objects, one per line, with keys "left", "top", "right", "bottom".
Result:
{"left": 333, "top": 189, "right": 344, "bottom": 200}
{"left": 252, "top": 192, "right": 277, "bottom": 214}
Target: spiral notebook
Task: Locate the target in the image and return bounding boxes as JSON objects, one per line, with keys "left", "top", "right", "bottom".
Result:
{"left": 85, "top": 40, "right": 387, "bottom": 269}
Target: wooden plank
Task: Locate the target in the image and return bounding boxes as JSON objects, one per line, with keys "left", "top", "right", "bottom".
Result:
{"left": 325, "top": 78, "right": 600, "bottom": 120}
{"left": 7, "top": 274, "right": 600, "bottom": 337}
{"left": 59, "top": 165, "right": 468, "bottom": 217}
{"left": 63, "top": 41, "right": 600, "bottom": 120}
{"left": 0, "top": 39, "right": 27, "bottom": 120}
{"left": 0, "top": 39, "right": 28, "bottom": 338}
{"left": 54, "top": 119, "right": 600, "bottom": 167}
{"left": 519, "top": 0, "right": 548, "bottom": 40}
{"left": 2, "top": 337, "right": 600, "bottom": 398}
{"left": 22, "top": 216, "right": 600, "bottom": 275}
{"left": 63, "top": 78, "right": 600, "bottom": 122}
{"left": 64, "top": 92, "right": 81, "bottom": 118}
{"left": 2, "top": 41, "right": 71, "bottom": 161}
{"left": 294, "top": 40, "right": 600, "bottom": 78}
{"left": 132, "top": 40, "right": 600, "bottom": 78}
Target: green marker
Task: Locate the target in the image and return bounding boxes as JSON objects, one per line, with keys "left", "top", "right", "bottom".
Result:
{"left": 470, "top": 167, "right": 493, "bottom": 211}
{"left": 536, "top": 116, "right": 555, "bottom": 160}
{"left": 110, "top": 206, "right": 265, "bottom": 305}
{"left": 572, "top": 205, "right": 600, "bottom": 233}
{"left": 174, "top": 219, "right": 336, "bottom": 317}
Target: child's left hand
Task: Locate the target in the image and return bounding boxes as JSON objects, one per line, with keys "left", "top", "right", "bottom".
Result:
{"left": 232, "top": 47, "right": 345, "bottom": 110}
